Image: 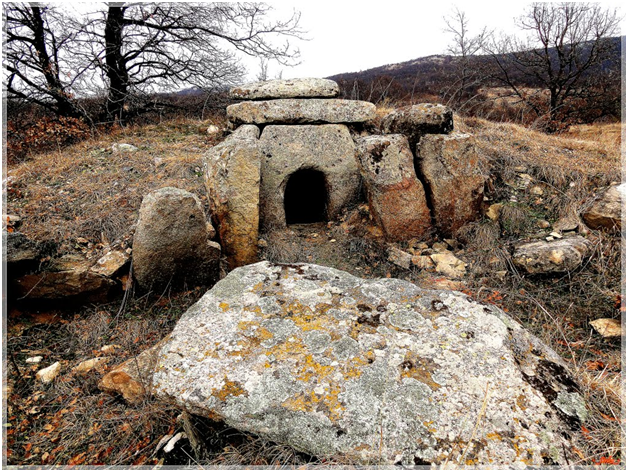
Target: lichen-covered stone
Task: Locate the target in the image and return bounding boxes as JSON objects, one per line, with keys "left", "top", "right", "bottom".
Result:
{"left": 132, "top": 188, "right": 220, "bottom": 290}
{"left": 512, "top": 236, "right": 593, "bottom": 275}
{"left": 417, "top": 133, "right": 486, "bottom": 237}
{"left": 227, "top": 99, "right": 376, "bottom": 126}
{"left": 582, "top": 183, "right": 625, "bottom": 232}
{"left": 230, "top": 78, "right": 339, "bottom": 100}
{"left": 204, "top": 127, "right": 261, "bottom": 268}
{"left": 149, "top": 262, "right": 584, "bottom": 466}
{"left": 356, "top": 135, "right": 432, "bottom": 241}
{"left": 381, "top": 104, "right": 453, "bottom": 150}
{"left": 258, "top": 125, "right": 360, "bottom": 229}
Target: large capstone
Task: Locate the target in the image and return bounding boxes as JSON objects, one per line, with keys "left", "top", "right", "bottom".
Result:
{"left": 204, "top": 125, "right": 262, "bottom": 268}
{"left": 356, "top": 134, "right": 432, "bottom": 240}
{"left": 146, "top": 262, "right": 585, "bottom": 466}
{"left": 132, "top": 187, "right": 220, "bottom": 290}
{"left": 258, "top": 125, "right": 360, "bottom": 229}
{"left": 227, "top": 99, "right": 376, "bottom": 126}
{"left": 230, "top": 78, "right": 339, "bottom": 100}
{"left": 416, "top": 132, "right": 486, "bottom": 237}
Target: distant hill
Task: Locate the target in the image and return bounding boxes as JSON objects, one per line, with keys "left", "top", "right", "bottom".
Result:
{"left": 327, "top": 36, "right": 622, "bottom": 103}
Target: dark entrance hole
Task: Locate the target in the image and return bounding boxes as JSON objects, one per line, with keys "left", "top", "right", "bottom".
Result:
{"left": 284, "top": 169, "right": 328, "bottom": 225}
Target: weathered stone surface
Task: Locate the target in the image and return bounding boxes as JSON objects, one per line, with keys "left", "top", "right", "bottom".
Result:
{"left": 13, "top": 254, "right": 116, "bottom": 302}
{"left": 512, "top": 236, "right": 593, "bottom": 275}
{"left": 258, "top": 125, "right": 360, "bottom": 229}
{"left": 430, "top": 252, "right": 467, "bottom": 278}
{"left": 356, "top": 135, "right": 431, "bottom": 240}
{"left": 590, "top": 318, "right": 623, "bottom": 338}
{"left": 582, "top": 183, "right": 625, "bottom": 231}
{"left": 100, "top": 338, "right": 168, "bottom": 403}
{"left": 4, "top": 231, "right": 47, "bottom": 275}
{"left": 132, "top": 188, "right": 220, "bottom": 290}
{"left": 73, "top": 357, "right": 109, "bottom": 374}
{"left": 148, "top": 262, "right": 585, "bottom": 466}
{"left": 227, "top": 99, "right": 376, "bottom": 126}
{"left": 230, "top": 78, "right": 339, "bottom": 100}
{"left": 90, "top": 250, "right": 129, "bottom": 278}
{"left": 204, "top": 127, "right": 261, "bottom": 268}
{"left": 381, "top": 103, "right": 453, "bottom": 150}
{"left": 387, "top": 245, "right": 413, "bottom": 269}
{"left": 417, "top": 133, "right": 485, "bottom": 237}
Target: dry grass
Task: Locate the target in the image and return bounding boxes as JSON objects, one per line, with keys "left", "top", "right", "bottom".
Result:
{"left": 4, "top": 117, "right": 226, "bottom": 255}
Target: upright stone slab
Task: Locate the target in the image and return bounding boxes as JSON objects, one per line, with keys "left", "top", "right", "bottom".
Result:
{"left": 381, "top": 103, "right": 453, "bottom": 150}
{"left": 204, "top": 126, "right": 261, "bottom": 268}
{"left": 258, "top": 124, "right": 360, "bottom": 229}
{"left": 227, "top": 99, "right": 376, "bottom": 126}
{"left": 230, "top": 78, "right": 339, "bottom": 100}
{"left": 132, "top": 187, "right": 220, "bottom": 290}
{"left": 417, "top": 133, "right": 485, "bottom": 237}
{"left": 356, "top": 134, "right": 432, "bottom": 240}
{"left": 144, "top": 262, "right": 586, "bottom": 466}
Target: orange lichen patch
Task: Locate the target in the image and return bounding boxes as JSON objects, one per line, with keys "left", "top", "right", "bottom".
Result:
{"left": 342, "top": 355, "right": 370, "bottom": 380}
{"left": 219, "top": 302, "right": 230, "bottom": 312}
{"left": 212, "top": 376, "right": 248, "bottom": 402}
{"left": 486, "top": 432, "right": 503, "bottom": 441}
{"left": 284, "top": 301, "right": 335, "bottom": 332}
{"left": 282, "top": 384, "right": 346, "bottom": 423}
{"left": 399, "top": 353, "right": 442, "bottom": 391}
{"left": 295, "top": 354, "right": 334, "bottom": 382}
{"left": 516, "top": 394, "right": 528, "bottom": 411}
{"left": 265, "top": 337, "right": 308, "bottom": 362}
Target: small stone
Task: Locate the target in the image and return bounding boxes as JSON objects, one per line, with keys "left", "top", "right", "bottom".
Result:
{"left": 25, "top": 356, "right": 43, "bottom": 364}
{"left": 387, "top": 246, "right": 413, "bottom": 270}
{"left": 590, "top": 318, "right": 623, "bottom": 338}
{"left": 495, "top": 270, "right": 508, "bottom": 280}
{"left": 111, "top": 143, "right": 138, "bottom": 153}
{"left": 206, "top": 125, "right": 221, "bottom": 135}
{"left": 530, "top": 185, "right": 544, "bottom": 195}
{"left": 537, "top": 220, "right": 551, "bottom": 229}
{"left": 549, "top": 232, "right": 563, "bottom": 239}
{"left": 432, "top": 242, "right": 449, "bottom": 252}
{"left": 73, "top": 357, "right": 109, "bottom": 373}
{"left": 546, "top": 236, "right": 555, "bottom": 241}
{"left": 101, "top": 345, "right": 121, "bottom": 355}
{"left": 430, "top": 252, "right": 467, "bottom": 278}
{"left": 36, "top": 362, "right": 61, "bottom": 383}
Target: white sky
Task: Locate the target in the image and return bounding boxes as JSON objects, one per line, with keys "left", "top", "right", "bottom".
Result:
{"left": 248, "top": 0, "right": 626, "bottom": 81}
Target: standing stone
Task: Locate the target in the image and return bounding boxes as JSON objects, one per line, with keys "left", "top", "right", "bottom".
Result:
{"left": 381, "top": 104, "right": 454, "bottom": 150}
{"left": 356, "top": 135, "right": 432, "bottom": 240}
{"left": 582, "top": 183, "right": 625, "bottom": 232}
{"left": 204, "top": 126, "right": 262, "bottom": 268}
{"left": 227, "top": 99, "right": 376, "bottom": 126}
{"left": 132, "top": 187, "right": 220, "bottom": 290}
{"left": 230, "top": 78, "right": 339, "bottom": 100}
{"left": 258, "top": 125, "right": 360, "bottom": 229}
{"left": 137, "top": 262, "right": 586, "bottom": 466}
{"left": 417, "top": 133, "right": 485, "bottom": 237}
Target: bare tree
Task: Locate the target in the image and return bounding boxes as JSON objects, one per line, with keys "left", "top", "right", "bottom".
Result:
{"left": 3, "top": 3, "right": 90, "bottom": 119}
{"left": 91, "top": 3, "right": 304, "bottom": 123}
{"left": 485, "top": 2, "right": 621, "bottom": 128}
{"left": 441, "top": 7, "right": 490, "bottom": 111}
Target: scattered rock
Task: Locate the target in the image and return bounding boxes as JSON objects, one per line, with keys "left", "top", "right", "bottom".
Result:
{"left": 381, "top": 103, "right": 453, "bottom": 150}
{"left": 356, "top": 135, "right": 431, "bottom": 240}
{"left": 206, "top": 125, "right": 221, "bottom": 135}
{"left": 549, "top": 232, "right": 563, "bottom": 239}
{"left": 73, "top": 357, "right": 109, "bottom": 374}
{"left": 258, "top": 125, "right": 360, "bottom": 229}
{"left": 417, "top": 133, "right": 486, "bottom": 237}
{"left": 431, "top": 241, "right": 449, "bottom": 253}
{"left": 411, "top": 255, "right": 434, "bottom": 269}
{"left": 430, "top": 251, "right": 467, "bottom": 278}
{"left": 90, "top": 250, "right": 129, "bottom": 278}
{"left": 582, "top": 183, "right": 625, "bottom": 231}
{"left": 512, "top": 236, "right": 593, "bottom": 275}
{"left": 144, "top": 262, "right": 585, "bottom": 466}
{"left": 590, "top": 318, "right": 623, "bottom": 338}
{"left": 387, "top": 245, "right": 414, "bottom": 269}
{"left": 227, "top": 99, "right": 376, "bottom": 126}
{"left": 13, "top": 254, "right": 116, "bottom": 302}
{"left": 530, "top": 185, "right": 544, "bottom": 195}
{"left": 204, "top": 127, "right": 261, "bottom": 269}
{"left": 101, "top": 345, "right": 121, "bottom": 355}
{"left": 132, "top": 187, "right": 220, "bottom": 290}
{"left": 537, "top": 220, "right": 551, "bottom": 229}
{"left": 552, "top": 216, "right": 581, "bottom": 233}
{"left": 25, "top": 356, "right": 43, "bottom": 364}
{"left": 36, "top": 362, "right": 61, "bottom": 384}
{"left": 230, "top": 78, "right": 339, "bottom": 100}
{"left": 111, "top": 143, "right": 138, "bottom": 153}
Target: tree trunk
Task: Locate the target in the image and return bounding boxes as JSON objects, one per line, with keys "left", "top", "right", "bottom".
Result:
{"left": 103, "top": 6, "right": 129, "bottom": 124}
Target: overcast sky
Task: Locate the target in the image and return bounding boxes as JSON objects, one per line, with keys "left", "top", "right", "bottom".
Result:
{"left": 248, "top": 0, "right": 626, "bottom": 81}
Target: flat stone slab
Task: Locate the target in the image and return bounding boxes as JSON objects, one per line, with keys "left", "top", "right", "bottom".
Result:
{"left": 230, "top": 78, "right": 339, "bottom": 100}
{"left": 149, "top": 262, "right": 585, "bottom": 466}
{"left": 512, "top": 236, "right": 593, "bottom": 275}
{"left": 227, "top": 99, "right": 376, "bottom": 126}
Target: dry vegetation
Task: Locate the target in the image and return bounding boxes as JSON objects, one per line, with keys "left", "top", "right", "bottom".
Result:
{"left": 3, "top": 111, "right": 625, "bottom": 467}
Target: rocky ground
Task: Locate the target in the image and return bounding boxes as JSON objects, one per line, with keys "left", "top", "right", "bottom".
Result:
{"left": 2, "top": 115, "right": 624, "bottom": 466}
